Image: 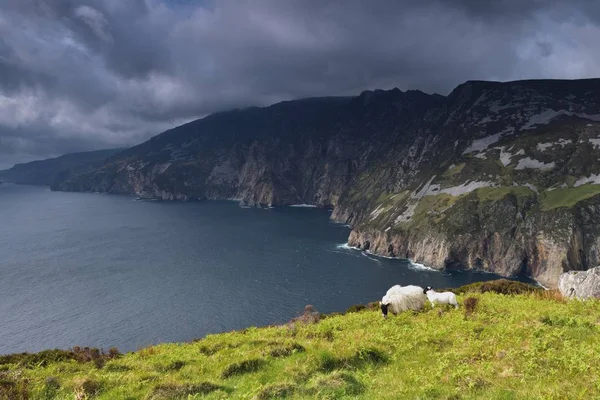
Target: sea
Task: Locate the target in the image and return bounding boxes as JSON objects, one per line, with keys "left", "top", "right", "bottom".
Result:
{"left": 0, "top": 183, "right": 528, "bottom": 354}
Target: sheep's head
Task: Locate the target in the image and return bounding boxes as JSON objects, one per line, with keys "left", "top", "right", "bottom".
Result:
{"left": 380, "top": 302, "right": 389, "bottom": 318}
{"left": 424, "top": 286, "right": 433, "bottom": 294}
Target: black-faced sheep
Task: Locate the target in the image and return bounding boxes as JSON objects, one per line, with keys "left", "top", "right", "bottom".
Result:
{"left": 380, "top": 285, "right": 427, "bottom": 318}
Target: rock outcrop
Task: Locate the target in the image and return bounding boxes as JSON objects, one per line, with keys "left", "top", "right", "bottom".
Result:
{"left": 559, "top": 266, "right": 600, "bottom": 299}
{"left": 51, "top": 78, "right": 600, "bottom": 288}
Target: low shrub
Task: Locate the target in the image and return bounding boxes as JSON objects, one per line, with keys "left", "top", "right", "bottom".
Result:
{"left": 103, "top": 363, "right": 132, "bottom": 372}
{"left": 148, "top": 382, "right": 224, "bottom": 399}
{"left": 464, "top": 296, "right": 479, "bottom": 318}
{"left": 0, "top": 375, "right": 29, "bottom": 400}
{"left": 345, "top": 304, "right": 367, "bottom": 314}
{"left": 305, "top": 371, "right": 365, "bottom": 397}
{"left": 74, "top": 378, "right": 101, "bottom": 399}
{"left": 39, "top": 376, "right": 60, "bottom": 400}
{"left": 0, "top": 346, "right": 120, "bottom": 369}
{"left": 221, "top": 359, "right": 265, "bottom": 378}
{"left": 255, "top": 383, "right": 296, "bottom": 399}
{"left": 268, "top": 343, "right": 305, "bottom": 358}
{"left": 540, "top": 315, "right": 595, "bottom": 329}
{"left": 156, "top": 360, "right": 185, "bottom": 372}
{"left": 289, "top": 305, "right": 320, "bottom": 325}
{"left": 318, "top": 347, "right": 388, "bottom": 372}
{"left": 534, "top": 289, "right": 566, "bottom": 303}
{"left": 450, "top": 279, "right": 541, "bottom": 296}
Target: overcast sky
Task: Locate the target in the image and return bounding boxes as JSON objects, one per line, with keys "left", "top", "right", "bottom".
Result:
{"left": 1, "top": 0, "right": 600, "bottom": 168}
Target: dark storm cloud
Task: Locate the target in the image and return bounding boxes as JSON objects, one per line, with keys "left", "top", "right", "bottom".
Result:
{"left": 1, "top": 0, "right": 600, "bottom": 168}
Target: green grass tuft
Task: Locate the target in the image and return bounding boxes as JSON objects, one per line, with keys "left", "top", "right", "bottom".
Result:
{"left": 267, "top": 343, "right": 305, "bottom": 358}
{"left": 148, "top": 382, "right": 224, "bottom": 399}
{"left": 540, "top": 184, "right": 600, "bottom": 210}
{"left": 475, "top": 186, "right": 535, "bottom": 203}
{"left": 255, "top": 383, "right": 296, "bottom": 399}
{"left": 221, "top": 359, "right": 266, "bottom": 379}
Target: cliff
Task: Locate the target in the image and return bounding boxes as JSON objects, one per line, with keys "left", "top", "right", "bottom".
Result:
{"left": 53, "top": 79, "right": 600, "bottom": 287}
{"left": 0, "top": 148, "right": 123, "bottom": 186}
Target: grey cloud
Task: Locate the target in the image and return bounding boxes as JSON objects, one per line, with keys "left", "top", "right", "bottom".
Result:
{"left": 1, "top": 0, "right": 600, "bottom": 167}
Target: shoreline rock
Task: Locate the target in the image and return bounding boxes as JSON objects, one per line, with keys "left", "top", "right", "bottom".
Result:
{"left": 559, "top": 266, "right": 600, "bottom": 299}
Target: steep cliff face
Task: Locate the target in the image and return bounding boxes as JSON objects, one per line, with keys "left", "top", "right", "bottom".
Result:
{"left": 55, "top": 90, "right": 444, "bottom": 205}
{"left": 54, "top": 79, "right": 600, "bottom": 287}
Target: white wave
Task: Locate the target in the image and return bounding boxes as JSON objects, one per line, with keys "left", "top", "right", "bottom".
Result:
{"left": 408, "top": 260, "right": 435, "bottom": 271}
{"left": 289, "top": 204, "right": 317, "bottom": 208}
{"left": 336, "top": 243, "right": 361, "bottom": 251}
{"left": 337, "top": 244, "right": 437, "bottom": 271}
{"left": 331, "top": 221, "right": 351, "bottom": 227}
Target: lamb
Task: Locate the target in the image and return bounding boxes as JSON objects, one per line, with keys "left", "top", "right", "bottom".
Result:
{"left": 424, "top": 286, "right": 459, "bottom": 308}
{"left": 380, "top": 285, "right": 427, "bottom": 318}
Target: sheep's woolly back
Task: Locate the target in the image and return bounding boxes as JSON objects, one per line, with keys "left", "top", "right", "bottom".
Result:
{"left": 382, "top": 291, "right": 427, "bottom": 314}
{"left": 386, "top": 285, "right": 424, "bottom": 297}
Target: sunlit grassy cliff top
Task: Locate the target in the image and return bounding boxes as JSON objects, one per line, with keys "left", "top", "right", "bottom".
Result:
{"left": 2, "top": 280, "right": 600, "bottom": 399}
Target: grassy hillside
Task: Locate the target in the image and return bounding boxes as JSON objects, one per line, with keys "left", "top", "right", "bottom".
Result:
{"left": 2, "top": 282, "right": 599, "bottom": 399}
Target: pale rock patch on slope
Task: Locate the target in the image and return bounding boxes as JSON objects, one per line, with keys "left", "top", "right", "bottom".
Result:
{"left": 536, "top": 139, "right": 572, "bottom": 151}
{"left": 394, "top": 202, "right": 418, "bottom": 224}
{"left": 155, "top": 163, "right": 171, "bottom": 174}
{"left": 574, "top": 174, "right": 600, "bottom": 187}
{"left": 425, "top": 184, "right": 441, "bottom": 195}
{"left": 515, "top": 157, "right": 555, "bottom": 171}
{"left": 589, "top": 138, "right": 600, "bottom": 149}
{"left": 522, "top": 109, "right": 570, "bottom": 130}
{"left": 438, "top": 181, "right": 494, "bottom": 196}
{"left": 475, "top": 115, "right": 500, "bottom": 126}
{"left": 370, "top": 204, "right": 385, "bottom": 220}
{"left": 394, "top": 176, "right": 438, "bottom": 225}
{"left": 488, "top": 100, "right": 518, "bottom": 113}
{"left": 495, "top": 146, "right": 515, "bottom": 167}
{"left": 124, "top": 161, "right": 149, "bottom": 172}
{"left": 411, "top": 176, "right": 437, "bottom": 199}
{"left": 463, "top": 133, "right": 502, "bottom": 154}
{"left": 522, "top": 109, "right": 600, "bottom": 130}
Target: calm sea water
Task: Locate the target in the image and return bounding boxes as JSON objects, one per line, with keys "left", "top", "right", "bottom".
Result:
{"left": 0, "top": 184, "right": 525, "bottom": 354}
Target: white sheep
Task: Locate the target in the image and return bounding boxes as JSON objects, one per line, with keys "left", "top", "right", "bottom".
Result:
{"left": 380, "top": 285, "right": 427, "bottom": 318}
{"left": 424, "top": 286, "right": 459, "bottom": 308}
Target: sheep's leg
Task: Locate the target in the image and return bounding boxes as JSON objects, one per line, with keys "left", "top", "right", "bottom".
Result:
{"left": 430, "top": 302, "right": 435, "bottom": 308}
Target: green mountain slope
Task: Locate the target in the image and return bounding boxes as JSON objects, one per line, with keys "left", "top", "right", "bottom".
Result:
{"left": 2, "top": 283, "right": 598, "bottom": 399}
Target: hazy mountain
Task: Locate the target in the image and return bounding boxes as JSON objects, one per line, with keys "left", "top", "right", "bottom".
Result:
{"left": 0, "top": 148, "right": 125, "bottom": 187}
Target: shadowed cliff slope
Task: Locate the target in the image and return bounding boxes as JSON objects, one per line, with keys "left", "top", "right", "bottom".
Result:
{"left": 53, "top": 79, "right": 600, "bottom": 287}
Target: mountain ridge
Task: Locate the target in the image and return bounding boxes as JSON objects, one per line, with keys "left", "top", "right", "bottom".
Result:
{"left": 51, "top": 78, "right": 600, "bottom": 287}
{"left": 0, "top": 148, "right": 124, "bottom": 187}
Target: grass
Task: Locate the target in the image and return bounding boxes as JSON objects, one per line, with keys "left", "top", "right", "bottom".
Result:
{"left": 3, "top": 284, "right": 600, "bottom": 399}
{"left": 474, "top": 186, "right": 535, "bottom": 203}
{"left": 406, "top": 193, "right": 459, "bottom": 229}
{"left": 540, "top": 184, "right": 600, "bottom": 210}
{"left": 442, "top": 163, "right": 466, "bottom": 177}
